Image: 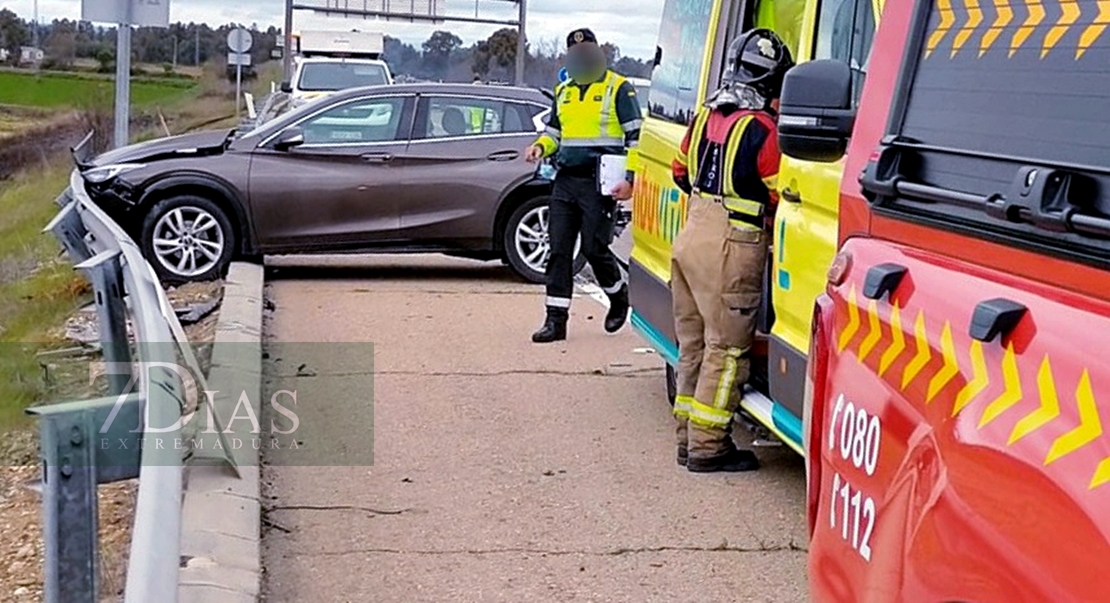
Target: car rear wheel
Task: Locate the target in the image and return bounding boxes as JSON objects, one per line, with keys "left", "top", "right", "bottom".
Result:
{"left": 140, "top": 195, "right": 235, "bottom": 285}
{"left": 503, "top": 195, "right": 586, "bottom": 284}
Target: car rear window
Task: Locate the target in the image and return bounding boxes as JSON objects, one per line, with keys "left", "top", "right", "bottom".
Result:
{"left": 870, "top": 0, "right": 1110, "bottom": 264}
{"left": 299, "top": 63, "right": 389, "bottom": 91}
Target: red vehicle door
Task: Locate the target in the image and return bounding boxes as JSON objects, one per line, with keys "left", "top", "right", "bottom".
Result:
{"left": 781, "top": 1, "right": 1110, "bottom": 601}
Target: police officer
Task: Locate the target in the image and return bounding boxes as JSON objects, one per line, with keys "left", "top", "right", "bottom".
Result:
{"left": 525, "top": 28, "right": 643, "bottom": 343}
{"left": 670, "top": 29, "right": 793, "bottom": 472}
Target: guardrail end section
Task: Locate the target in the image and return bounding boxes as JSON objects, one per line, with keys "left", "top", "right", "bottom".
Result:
{"left": 28, "top": 393, "right": 143, "bottom": 603}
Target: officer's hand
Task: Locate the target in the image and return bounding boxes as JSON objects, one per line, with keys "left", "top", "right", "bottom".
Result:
{"left": 610, "top": 180, "right": 633, "bottom": 201}
{"left": 525, "top": 145, "right": 545, "bottom": 163}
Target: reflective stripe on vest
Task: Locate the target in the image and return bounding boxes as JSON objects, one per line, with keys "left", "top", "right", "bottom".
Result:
{"left": 554, "top": 70, "right": 628, "bottom": 148}
{"left": 686, "top": 111, "right": 767, "bottom": 218}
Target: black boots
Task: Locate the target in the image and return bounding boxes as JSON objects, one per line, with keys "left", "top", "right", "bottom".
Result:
{"left": 686, "top": 447, "right": 760, "bottom": 473}
{"left": 532, "top": 286, "right": 625, "bottom": 343}
{"left": 532, "top": 312, "right": 568, "bottom": 343}
{"left": 605, "top": 285, "right": 630, "bottom": 333}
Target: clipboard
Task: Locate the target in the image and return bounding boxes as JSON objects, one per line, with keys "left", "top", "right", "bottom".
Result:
{"left": 597, "top": 154, "right": 627, "bottom": 195}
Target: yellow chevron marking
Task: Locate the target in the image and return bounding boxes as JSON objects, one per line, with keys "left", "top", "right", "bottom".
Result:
{"left": 1042, "top": 0, "right": 1082, "bottom": 58}
{"left": 838, "top": 285, "right": 861, "bottom": 353}
{"left": 952, "top": 0, "right": 985, "bottom": 56}
{"left": 953, "top": 340, "right": 989, "bottom": 417}
{"left": 981, "top": 0, "right": 1015, "bottom": 56}
{"left": 1091, "top": 457, "right": 1110, "bottom": 489}
{"left": 926, "top": 323, "right": 959, "bottom": 403}
{"left": 901, "top": 311, "right": 931, "bottom": 390}
{"left": 979, "top": 344, "right": 1023, "bottom": 428}
{"left": 858, "top": 300, "right": 882, "bottom": 363}
{"left": 1010, "top": 0, "right": 1046, "bottom": 57}
{"left": 1045, "top": 371, "right": 1101, "bottom": 464}
{"left": 1008, "top": 356, "right": 1061, "bottom": 445}
{"left": 927, "top": 0, "right": 957, "bottom": 57}
{"left": 1077, "top": 0, "right": 1110, "bottom": 59}
{"left": 879, "top": 303, "right": 905, "bottom": 377}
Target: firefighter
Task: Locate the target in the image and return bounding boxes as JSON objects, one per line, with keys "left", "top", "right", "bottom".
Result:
{"left": 670, "top": 29, "right": 793, "bottom": 473}
{"left": 525, "top": 28, "right": 642, "bottom": 343}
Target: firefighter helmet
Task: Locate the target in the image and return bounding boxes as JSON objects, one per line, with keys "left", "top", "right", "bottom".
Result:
{"left": 724, "top": 29, "right": 794, "bottom": 100}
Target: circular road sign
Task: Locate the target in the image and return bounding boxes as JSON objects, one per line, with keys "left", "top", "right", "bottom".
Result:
{"left": 227, "top": 28, "right": 253, "bottom": 54}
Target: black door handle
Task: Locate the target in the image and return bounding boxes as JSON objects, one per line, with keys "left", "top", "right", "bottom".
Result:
{"left": 361, "top": 152, "right": 394, "bottom": 164}
{"left": 781, "top": 188, "right": 802, "bottom": 203}
{"left": 487, "top": 150, "right": 520, "bottom": 162}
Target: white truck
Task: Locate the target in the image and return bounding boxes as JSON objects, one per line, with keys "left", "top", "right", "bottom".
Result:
{"left": 284, "top": 30, "right": 394, "bottom": 106}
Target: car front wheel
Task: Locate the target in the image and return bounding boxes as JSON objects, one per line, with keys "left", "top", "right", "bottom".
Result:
{"left": 140, "top": 195, "right": 235, "bottom": 285}
{"left": 503, "top": 195, "right": 586, "bottom": 284}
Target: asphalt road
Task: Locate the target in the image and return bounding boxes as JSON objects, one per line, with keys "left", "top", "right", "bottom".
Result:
{"left": 260, "top": 254, "right": 808, "bottom": 603}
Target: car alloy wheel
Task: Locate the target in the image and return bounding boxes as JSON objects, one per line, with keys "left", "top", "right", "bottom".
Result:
{"left": 513, "top": 205, "right": 581, "bottom": 276}
{"left": 151, "top": 206, "right": 226, "bottom": 278}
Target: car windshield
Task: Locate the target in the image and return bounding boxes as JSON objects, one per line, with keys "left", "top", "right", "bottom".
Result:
{"left": 298, "top": 62, "right": 388, "bottom": 92}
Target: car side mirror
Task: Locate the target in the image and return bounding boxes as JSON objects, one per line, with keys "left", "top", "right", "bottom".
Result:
{"left": 653, "top": 46, "right": 662, "bottom": 68}
{"left": 777, "top": 60, "right": 855, "bottom": 163}
{"left": 274, "top": 127, "right": 305, "bottom": 151}
{"left": 280, "top": 81, "right": 293, "bottom": 94}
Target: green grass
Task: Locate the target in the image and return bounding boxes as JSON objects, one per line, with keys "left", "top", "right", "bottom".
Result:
{"left": 0, "top": 70, "right": 195, "bottom": 109}
{"left": 0, "top": 159, "right": 90, "bottom": 429}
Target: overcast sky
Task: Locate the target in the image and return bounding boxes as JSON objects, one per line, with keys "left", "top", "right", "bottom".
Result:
{"left": 9, "top": 0, "right": 666, "bottom": 59}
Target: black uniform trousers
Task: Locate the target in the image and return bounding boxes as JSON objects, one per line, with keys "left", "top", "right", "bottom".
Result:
{"left": 545, "top": 170, "right": 626, "bottom": 316}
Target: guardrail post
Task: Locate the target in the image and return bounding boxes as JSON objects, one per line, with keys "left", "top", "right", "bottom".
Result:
{"left": 29, "top": 394, "right": 142, "bottom": 603}
{"left": 44, "top": 201, "right": 92, "bottom": 265}
{"left": 76, "top": 251, "right": 132, "bottom": 396}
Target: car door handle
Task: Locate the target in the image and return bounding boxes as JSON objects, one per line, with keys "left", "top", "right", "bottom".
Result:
{"left": 487, "top": 150, "right": 520, "bottom": 162}
{"left": 361, "top": 152, "right": 394, "bottom": 164}
{"left": 781, "top": 187, "right": 802, "bottom": 203}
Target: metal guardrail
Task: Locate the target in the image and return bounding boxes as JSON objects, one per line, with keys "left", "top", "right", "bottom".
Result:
{"left": 36, "top": 170, "right": 229, "bottom": 603}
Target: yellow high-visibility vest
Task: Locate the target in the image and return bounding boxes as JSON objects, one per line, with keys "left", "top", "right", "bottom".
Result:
{"left": 536, "top": 70, "right": 630, "bottom": 155}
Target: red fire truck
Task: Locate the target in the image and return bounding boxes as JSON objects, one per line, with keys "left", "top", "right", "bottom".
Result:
{"left": 776, "top": 0, "right": 1110, "bottom": 600}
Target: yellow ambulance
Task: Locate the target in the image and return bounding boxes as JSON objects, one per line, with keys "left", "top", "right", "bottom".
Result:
{"left": 629, "top": 0, "right": 882, "bottom": 452}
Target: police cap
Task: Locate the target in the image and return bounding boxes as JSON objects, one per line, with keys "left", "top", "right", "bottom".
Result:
{"left": 566, "top": 28, "right": 598, "bottom": 48}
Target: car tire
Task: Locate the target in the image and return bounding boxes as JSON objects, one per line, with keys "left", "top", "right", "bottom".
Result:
{"left": 140, "top": 195, "right": 236, "bottom": 285}
{"left": 503, "top": 195, "right": 586, "bottom": 284}
{"left": 666, "top": 363, "right": 677, "bottom": 407}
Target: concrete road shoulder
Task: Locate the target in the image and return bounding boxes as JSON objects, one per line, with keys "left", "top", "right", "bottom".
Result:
{"left": 178, "top": 262, "right": 265, "bottom": 603}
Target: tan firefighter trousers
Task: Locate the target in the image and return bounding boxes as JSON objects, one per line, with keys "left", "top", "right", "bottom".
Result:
{"left": 671, "top": 194, "right": 769, "bottom": 459}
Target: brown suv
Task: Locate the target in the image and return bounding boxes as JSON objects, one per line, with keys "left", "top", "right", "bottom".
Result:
{"left": 73, "top": 83, "right": 587, "bottom": 283}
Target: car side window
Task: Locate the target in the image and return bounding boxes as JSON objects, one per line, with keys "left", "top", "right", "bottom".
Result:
{"left": 299, "top": 97, "right": 405, "bottom": 145}
{"left": 418, "top": 97, "right": 508, "bottom": 139}
{"left": 814, "top": 0, "right": 876, "bottom": 106}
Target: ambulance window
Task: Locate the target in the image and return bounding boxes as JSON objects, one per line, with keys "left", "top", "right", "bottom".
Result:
{"left": 814, "top": 0, "right": 875, "bottom": 105}
{"left": 648, "top": 0, "right": 716, "bottom": 125}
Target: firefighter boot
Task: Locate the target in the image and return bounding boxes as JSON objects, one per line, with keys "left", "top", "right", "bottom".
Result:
{"left": 686, "top": 425, "right": 760, "bottom": 473}
{"left": 605, "top": 285, "right": 630, "bottom": 333}
{"left": 532, "top": 309, "right": 568, "bottom": 343}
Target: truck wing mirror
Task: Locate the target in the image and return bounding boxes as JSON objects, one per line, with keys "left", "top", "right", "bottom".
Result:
{"left": 280, "top": 81, "right": 293, "bottom": 94}
{"left": 777, "top": 60, "right": 856, "bottom": 163}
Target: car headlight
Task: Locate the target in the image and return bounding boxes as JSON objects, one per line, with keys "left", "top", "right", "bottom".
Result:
{"left": 83, "top": 163, "right": 146, "bottom": 184}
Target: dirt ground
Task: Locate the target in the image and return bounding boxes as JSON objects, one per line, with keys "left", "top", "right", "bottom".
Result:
{"left": 0, "top": 280, "right": 223, "bottom": 602}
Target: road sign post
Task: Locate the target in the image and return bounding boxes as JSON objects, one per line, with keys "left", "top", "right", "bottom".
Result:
{"left": 82, "top": 0, "right": 170, "bottom": 149}
{"left": 114, "top": 17, "right": 131, "bottom": 149}
{"left": 228, "top": 28, "right": 253, "bottom": 121}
